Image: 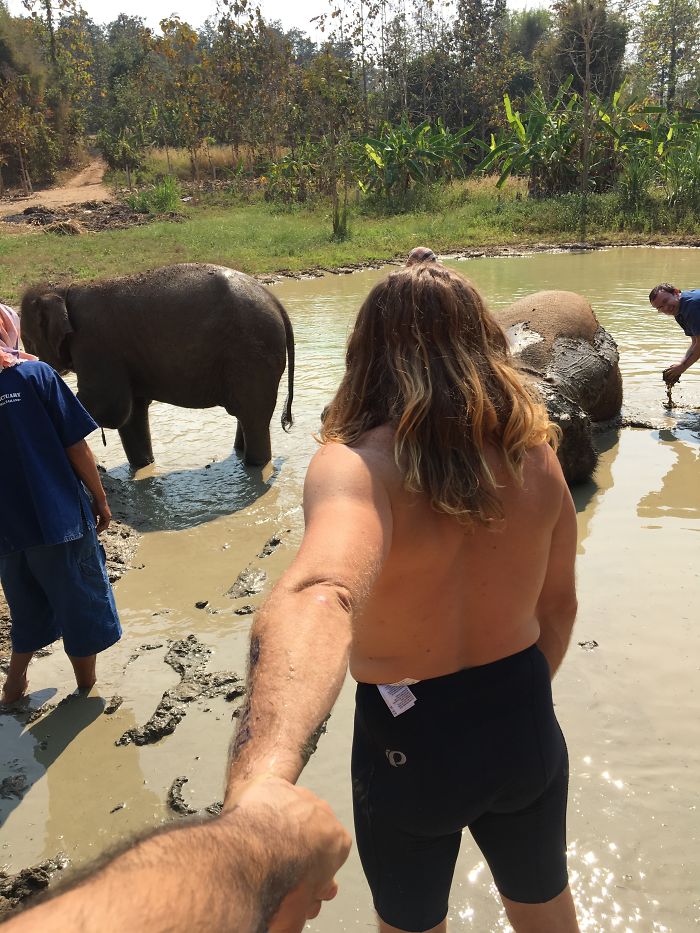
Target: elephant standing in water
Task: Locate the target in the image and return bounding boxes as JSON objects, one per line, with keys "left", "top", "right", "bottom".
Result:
{"left": 20, "top": 263, "right": 295, "bottom": 469}
{"left": 495, "top": 290, "right": 622, "bottom": 485}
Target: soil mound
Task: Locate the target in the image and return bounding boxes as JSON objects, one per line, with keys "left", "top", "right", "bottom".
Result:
{"left": 1, "top": 201, "right": 182, "bottom": 233}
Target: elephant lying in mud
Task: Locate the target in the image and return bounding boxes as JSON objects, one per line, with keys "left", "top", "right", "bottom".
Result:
{"left": 495, "top": 290, "right": 622, "bottom": 486}
{"left": 20, "top": 263, "right": 295, "bottom": 469}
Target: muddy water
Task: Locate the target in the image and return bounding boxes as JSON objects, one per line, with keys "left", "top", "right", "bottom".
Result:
{"left": 1, "top": 246, "right": 699, "bottom": 930}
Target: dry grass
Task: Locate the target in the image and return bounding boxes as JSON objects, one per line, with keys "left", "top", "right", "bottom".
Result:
{"left": 147, "top": 144, "right": 275, "bottom": 181}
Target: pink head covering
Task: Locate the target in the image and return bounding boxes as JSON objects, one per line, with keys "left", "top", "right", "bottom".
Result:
{"left": 0, "top": 303, "right": 38, "bottom": 368}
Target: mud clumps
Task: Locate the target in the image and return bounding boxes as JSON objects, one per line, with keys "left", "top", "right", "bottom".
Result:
{"left": 168, "top": 776, "right": 200, "bottom": 816}
{"left": 1, "top": 200, "right": 182, "bottom": 233}
{"left": 165, "top": 634, "right": 210, "bottom": 678}
{"left": 227, "top": 568, "right": 266, "bottom": 599}
{"left": 0, "top": 856, "right": 69, "bottom": 915}
{"left": 167, "top": 776, "right": 223, "bottom": 818}
{"left": 258, "top": 531, "right": 290, "bottom": 558}
{"left": 234, "top": 605, "right": 256, "bottom": 616}
{"left": 116, "top": 635, "right": 244, "bottom": 747}
{"left": 0, "top": 774, "right": 28, "bottom": 799}
{"left": 104, "top": 695, "right": 124, "bottom": 715}
{"left": 116, "top": 693, "right": 187, "bottom": 747}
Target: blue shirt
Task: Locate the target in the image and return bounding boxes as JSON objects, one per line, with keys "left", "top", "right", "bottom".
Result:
{"left": 676, "top": 290, "right": 700, "bottom": 337}
{"left": 0, "top": 361, "right": 98, "bottom": 556}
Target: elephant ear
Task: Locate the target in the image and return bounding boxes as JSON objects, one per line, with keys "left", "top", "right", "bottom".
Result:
{"left": 36, "top": 293, "right": 74, "bottom": 366}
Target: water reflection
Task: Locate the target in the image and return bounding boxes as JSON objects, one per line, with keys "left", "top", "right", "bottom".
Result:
{"left": 572, "top": 429, "right": 620, "bottom": 554}
{"left": 637, "top": 425, "right": 700, "bottom": 521}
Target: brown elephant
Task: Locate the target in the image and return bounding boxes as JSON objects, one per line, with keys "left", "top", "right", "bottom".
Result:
{"left": 20, "top": 263, "right": 294, "bottom": 469}
{"left": 495, "top": 290, "right": 622, "bottom": 485}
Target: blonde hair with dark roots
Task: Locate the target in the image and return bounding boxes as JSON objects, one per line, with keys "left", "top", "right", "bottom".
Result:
{"left": 321, "top": 263, "right": 558, "bottom": 526}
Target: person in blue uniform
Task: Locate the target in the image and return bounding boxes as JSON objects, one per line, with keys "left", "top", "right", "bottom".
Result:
{"left": 649, "top": 284, "right": 700, "bottom": 384}
{"left": 0, "top": 303, "right": 121, "bottom": 705}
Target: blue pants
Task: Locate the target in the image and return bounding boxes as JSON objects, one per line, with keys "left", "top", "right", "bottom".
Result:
{"left": 0, "top": 520, "right": 121, "bottom": 658}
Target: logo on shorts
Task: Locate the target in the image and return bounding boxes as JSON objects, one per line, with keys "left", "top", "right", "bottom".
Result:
{"left": 385, "top": 749, "right": 407, "bottom": 767}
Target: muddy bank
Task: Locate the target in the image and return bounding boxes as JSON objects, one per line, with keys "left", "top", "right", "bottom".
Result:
{"left": 0, "top": 472, "right": 140, "bottom": 673}
{"left": 254, "top": 237, "right": 700, "bottom": 284}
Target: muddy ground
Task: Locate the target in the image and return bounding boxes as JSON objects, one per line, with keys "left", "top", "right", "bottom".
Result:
{"left": 0, "top": 201, "right": 181, "bottom": 234}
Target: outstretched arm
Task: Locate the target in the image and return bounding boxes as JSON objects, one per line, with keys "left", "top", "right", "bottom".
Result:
{"left": 2, "top": 777, "right": 351, "bottom": 933}
{"left": 664, "top": 335, "right": 700, "bottom": 384}
{"left": 535, "top": 457, "right": 578, "bottom": 678}
{"left": 226, "top": 442, "right": 392, "bottom": 796}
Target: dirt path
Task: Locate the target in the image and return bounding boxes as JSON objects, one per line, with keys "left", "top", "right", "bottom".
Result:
{"left": 0, "top": 158, "right": 113, "bottom": 219}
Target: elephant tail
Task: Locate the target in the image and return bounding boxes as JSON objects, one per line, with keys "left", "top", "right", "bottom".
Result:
{"left": 279, "top": 302, "right": 295, "bottom": 432}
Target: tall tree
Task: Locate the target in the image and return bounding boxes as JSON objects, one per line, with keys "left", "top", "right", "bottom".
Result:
{"left": 450, "top": 0, "right": 514, "bottom": 135}
{"left": 537, "top": 0, "right": 628, "bottom": 99}
{"left": 634, "top": 0, "right": 700, "bottom": 108}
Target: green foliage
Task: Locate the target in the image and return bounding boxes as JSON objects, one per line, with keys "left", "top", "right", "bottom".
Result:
{"left": 149, "top": 175, "right": 183, "bottom": 211}
{"left": 359, "top": 118, "right": 474, "bottom": 201}
{"left": 265, "top": 143, "right": 322, "bottom": 203}
{"left": 477, "top": 80, "right": 580, "bottom": 196}
{"left": 125, "top": 176, "right": 183, "bottom": 213}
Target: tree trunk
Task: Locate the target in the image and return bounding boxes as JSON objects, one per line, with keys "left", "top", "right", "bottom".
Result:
{"left": 667, "top": 29, "right": 678, "bottom": 111}
{"left": 17, "top": 146, "right": 32, "bottom": 195}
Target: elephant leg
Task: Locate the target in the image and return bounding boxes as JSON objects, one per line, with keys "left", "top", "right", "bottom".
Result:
{"left": 240, "top": 421, "right": 272, "bottom": 466}
{"left": 234, "top": 422, "right": 245, "bottom": 452}
{"left": 118, "top": 398, "right": 154, "bottom": 469}
{"left": 227, "top": 392, "right": 276, "bottom": 466}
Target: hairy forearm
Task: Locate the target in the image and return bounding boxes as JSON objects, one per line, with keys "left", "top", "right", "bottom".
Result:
{"left": 227, "top": 583, "right": 353, "bottom": 796}
{"left": 65, "top": 439, "right": 107, "bottom": 505}
{"left": 681, "top": 342, "right": 700, "bottom": 370}
{"left": 536, "top": 601, "right": 578, "bottom": 678}
{"left": 3, "top": 813, "right": 296, "bottom": 933}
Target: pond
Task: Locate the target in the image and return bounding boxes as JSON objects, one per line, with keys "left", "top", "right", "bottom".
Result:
{"left": 1, "top": 246, "right": 698, "bottom": 931}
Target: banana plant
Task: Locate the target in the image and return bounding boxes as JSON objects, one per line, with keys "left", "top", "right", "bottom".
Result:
{"left": 476, "top": 78, "right": 581, "bottom": 197}
{"left": 359, "top": 117, "right": 474, "bottom": 200}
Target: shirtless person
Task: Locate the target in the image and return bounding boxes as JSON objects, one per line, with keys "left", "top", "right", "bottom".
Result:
{"left": 226, "top": 257, "right": 580, "bottom": 933}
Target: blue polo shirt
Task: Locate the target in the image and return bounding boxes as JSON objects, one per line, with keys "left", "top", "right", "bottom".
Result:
{"left": 676, "top": 290, "right": 700, "bottom": 337}
{"left": 0, "top": 361, "right": 98, "bottom": 557}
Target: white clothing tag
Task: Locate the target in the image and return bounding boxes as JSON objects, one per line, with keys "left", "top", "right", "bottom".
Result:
{"left": 378, "top": 683, "right": 417, "bottom": 717}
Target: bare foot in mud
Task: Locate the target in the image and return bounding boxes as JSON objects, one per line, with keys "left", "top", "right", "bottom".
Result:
{"left": 1, "top": 674, "right": 29, "bottom": 705}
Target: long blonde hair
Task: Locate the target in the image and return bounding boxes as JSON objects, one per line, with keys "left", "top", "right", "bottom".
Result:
{"left": 321, "top": 263, "right": 557, "bottom": 525}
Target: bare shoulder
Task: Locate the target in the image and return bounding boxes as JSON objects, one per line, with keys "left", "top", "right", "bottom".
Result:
{"left": 526, "top": 441, "right": 565, "bottom": 478}
{"left": 521, "top": 442, "right": 568, "bottom": 505}
{"left": 309, "top": 428, "right": 397, "bottom": 481}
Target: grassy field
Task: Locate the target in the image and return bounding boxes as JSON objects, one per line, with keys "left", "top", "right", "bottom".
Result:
{"left": 1, "top": 178, "right": 699, "bottom": 305}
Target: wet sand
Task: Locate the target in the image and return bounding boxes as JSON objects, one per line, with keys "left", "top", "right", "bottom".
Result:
{"left": 1, "top": 247, "right": 699, "bottom": 929}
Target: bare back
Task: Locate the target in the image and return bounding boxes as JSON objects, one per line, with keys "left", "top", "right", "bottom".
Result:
{"left": 349, "top": 425, "right": 572, "bottom": 684}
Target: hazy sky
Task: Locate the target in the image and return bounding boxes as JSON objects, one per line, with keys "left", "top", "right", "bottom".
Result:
{"left": 6, "top": 0, "right": 545, "bottom": 36}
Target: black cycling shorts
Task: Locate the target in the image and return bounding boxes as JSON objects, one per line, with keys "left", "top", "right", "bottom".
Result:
{"left": 351, "top": 644, "right": 569, "bottom": 932}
